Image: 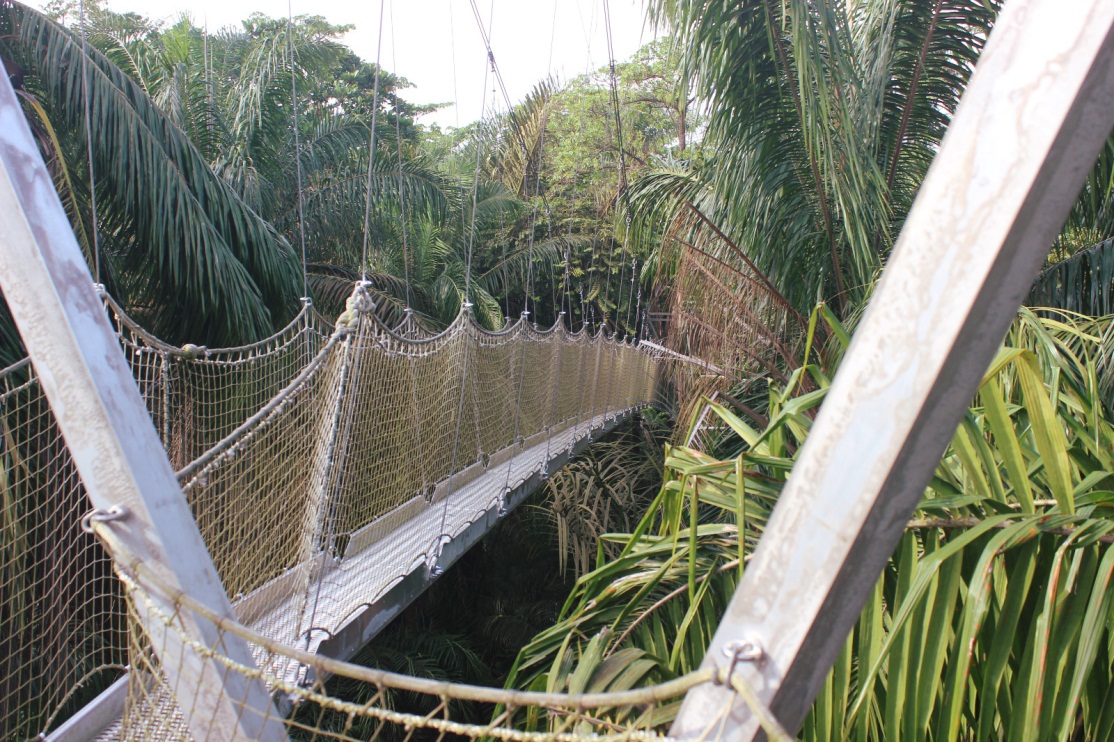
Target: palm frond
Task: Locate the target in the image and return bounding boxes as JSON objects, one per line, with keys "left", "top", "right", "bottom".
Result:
{"left": 511, "top": 307, "right": 1114, "bottom": 739}
{"left": 1029, "top": 236, "right": 1114, "bottom": 318}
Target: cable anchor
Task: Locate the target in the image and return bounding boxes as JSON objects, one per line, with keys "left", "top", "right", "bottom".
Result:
{"left": 717, "top": 637, "right": 765, "bottom": 685}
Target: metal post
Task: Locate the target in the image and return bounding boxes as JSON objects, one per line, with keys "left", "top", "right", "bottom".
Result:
{"left": 671, "top": 0, "right": 1114, "bottom": 738}
{"left": 0, "top": 73, "right": 288, "bottom": 740}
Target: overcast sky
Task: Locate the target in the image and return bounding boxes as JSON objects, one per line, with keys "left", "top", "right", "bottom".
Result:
{"left": 31, "top": 0, "right": 654, "bottom": 127}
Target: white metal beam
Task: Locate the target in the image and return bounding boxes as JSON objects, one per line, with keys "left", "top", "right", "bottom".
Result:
{"left": 671, "top": 0, "right": 1114, "bottom": 738}
{"left": 0, "top": 72, "right": 288, "bottom": 740}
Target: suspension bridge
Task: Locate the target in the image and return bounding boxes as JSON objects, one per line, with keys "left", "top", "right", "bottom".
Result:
{"left": 1, "top": 245, "right": 663, "bottom": 739}
{"left": 3, "top": 0, "right": 1114, "bottom": 739}
{"left": 117, "top": 280, "right": 658, "bottom": 665}
{"left": 1, "top": 0, "right": 683, "bottom": 734}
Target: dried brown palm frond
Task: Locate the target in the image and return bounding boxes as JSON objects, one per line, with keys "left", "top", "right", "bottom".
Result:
{"left": 655, "top": 202, "right": 808, "bottom": 414}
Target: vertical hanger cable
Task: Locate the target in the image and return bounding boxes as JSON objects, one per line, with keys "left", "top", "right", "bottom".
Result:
{"left": 288, "top": 0, "right": 309, "bottom": 298}
{"left": 360, "top": 0, "right": 387, "bottom": 282}
{"left": 78, "top": 0, "right": 101, "bottom": 284}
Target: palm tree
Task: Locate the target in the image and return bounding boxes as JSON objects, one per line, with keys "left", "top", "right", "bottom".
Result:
{"left": 635, "top": 0, "right": 1002, "bottom": 318}
{"left": 1, "top": 1, "right": 460, "bottom": 349}
{"left": 308, "top": 179, "right": 572, "bottom": 333}
{"left": 1028, "top": 140, "right": 1114, "bottom": 315}
{"left": 1, "top": 0, "right": 302, "bottom": 347}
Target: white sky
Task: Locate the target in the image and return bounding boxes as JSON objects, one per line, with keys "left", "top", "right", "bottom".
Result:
{"left": 32, "top": 0, "right": 654, "bottom": 127}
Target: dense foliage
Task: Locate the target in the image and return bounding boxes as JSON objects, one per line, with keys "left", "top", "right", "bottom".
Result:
{"left": 6, "top": 0, "right": 1114, "bottom": 737}
{"left": 1, "top": 0, "right": 684, "bottom": 352}
{"left": 630, "top": 0, "right": 1001, "bottom": 317}
{"left": 511, "top": 308, "right": 1114, "bottom": 740}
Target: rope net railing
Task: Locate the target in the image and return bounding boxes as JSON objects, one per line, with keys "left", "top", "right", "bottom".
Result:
{"left": 1, "top": 283, "right": 675, "bottom": 740}
{"left": 0, "top": 358, "right": 128, "bottom": 741}
{"left": 102, "top": 290, "right": 333, "bottom": 470}
{"left": 83, "top": 539, "right": 753, "bottom": 742}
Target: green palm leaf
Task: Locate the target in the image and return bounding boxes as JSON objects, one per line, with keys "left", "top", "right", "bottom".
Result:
{"left": 1, "top": 1, "right": 302, "bottom": 345}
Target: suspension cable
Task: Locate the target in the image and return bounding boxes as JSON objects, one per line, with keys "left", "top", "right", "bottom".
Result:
{"left": 467, "top": 0, "right": 520, "bottom": 317}
{"left": 602, "top": 0, "right": 632, "bottom": 334}
{"left": 288, "top": 0, "right": 309, "bottom": 298}
{"left": 625, "top": 255, "right": 636, "bottom": 332}
{"left": 205, "top": 17, "right": 214, "bottom": 144}
{"left": 562, "top": 8, "right": 596, "bottom": 329}
{"left": 467, "top": 0, "right": 514, "bottom": 113}
{"left": 438, "top": 0, "right": 495, "bottom": 555}
{"left": 496, "top": 68, "right": 510, "bottom": 321}
{"left": 539, "top": 0, "right": 562, "bottom": 466}
{"left": 462, "top": 4, "right": 494, "bottom": 305}
{"left": 388, "top": 0, "right": 412, "bottom": 312}
{"left": 78, "top": 0, "right": 101, "bottom": 284}
{"left": 542, "top": 0, "right": 559, "bottom": 325}
{"left": 360, "top": 0, "right": 387, "bottom": 283}
{"left": 635, "top": 264, "right": 644, "bottom": 340}
{"left": 448, "top": 2, "right": 472, "bottom": 307}
{"left": 521, "top": 87, "right": 551, "bottom": 321}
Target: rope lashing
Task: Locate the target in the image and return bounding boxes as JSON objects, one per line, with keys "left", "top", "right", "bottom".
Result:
{"left": 334, "top": 282, "right": 375, "bottom": 331}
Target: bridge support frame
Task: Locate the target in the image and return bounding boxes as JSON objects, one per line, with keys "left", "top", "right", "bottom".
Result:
{"left": 671, "top": 1, "right": 1114, "bottom": 738}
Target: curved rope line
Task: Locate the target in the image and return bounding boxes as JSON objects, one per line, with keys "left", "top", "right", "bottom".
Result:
{"left": 102, "top": 546, "right": 718, "bottom": 712}
{"left": 101, "top": 289, "right": 322, "bottom": 358}
{"left": 176, "top": 330, "right": 346, "bottom": 483}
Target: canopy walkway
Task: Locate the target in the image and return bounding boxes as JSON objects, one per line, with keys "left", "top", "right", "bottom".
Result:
{"left": 1, "top": 274, "right": 663, "bottom": 739}
{"left": 124, "top": 284, "right": 656, "bottom": 669}
{"left": 4, "top": 1, "right": 1112, "bottom": 739}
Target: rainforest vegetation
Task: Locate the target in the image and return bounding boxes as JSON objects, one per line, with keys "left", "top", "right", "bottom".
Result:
{"left": 4, "top": 0, "right": 1114, "bottom": 738}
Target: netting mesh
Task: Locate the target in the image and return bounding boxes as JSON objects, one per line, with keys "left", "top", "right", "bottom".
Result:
{"left": 0, "top": 359, "right": 128, "bottom": 740}
{"left": 167, "top": 297, "right": 658, "bottom": 675}
{"left": 3, "top": 284, "right": 670, "bottom": 739}
{"left": 104, "top": 292, "right": 331, "bottom": 469}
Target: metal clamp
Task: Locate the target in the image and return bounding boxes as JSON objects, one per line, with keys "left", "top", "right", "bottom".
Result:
{"left": 80, "top": 505, "right": 130, "bottom": 533}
